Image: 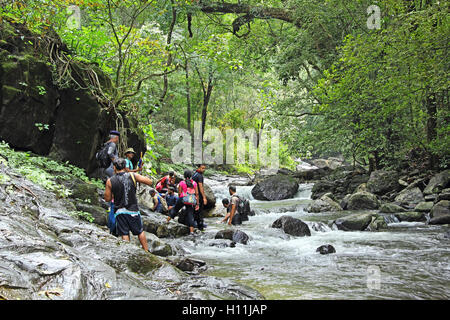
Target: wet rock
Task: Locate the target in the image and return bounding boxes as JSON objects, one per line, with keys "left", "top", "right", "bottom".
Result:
{"left": 334, "top": 212, "right": 376, "bottom": 231}
{"left": 316, "top": 245, "right": 336, "bottom": 254}
{"left": 414, "top": 201, "right": 434, "bottom": 212}
{"left": 74, "top": 202, "right": 107, "bottom": 226}
{"left": 394, "top": 211, "right": 426, "bottom": 222}
{"left": 428, "top": 215, "right": 450, "bottom": 225}
{"left": 139, "top": 232, "right": 175, "bottom": 257}
{"left": 423, "top": 170, "right": 450, "bottom": 195}
{"left": 394, "top": 187, "right": 425, "bottom": 209}
{"left": 203, "top": 183, "right": 217, "bottom": 209}
{"left": 306, "top": 194, "right": 342, "bottom": 213}
{"left": 430, "top": 200, "right": 450, "bottom": 219}
{"left": 310, "top": 222, "right": 329, "bottom": 232}
{"left": 340, "top": 194, "right": 352, "bottom": 210}
{"left": 379, "top": 203, "right": 406, "bottom": 213}
{"left": 271, "top": 216, "right": 311, "bottom": 237}
{"left": 140, "top": 210, "right": 190, "bottom": 238}
{"left": 251, "top": 174, "right": 299, "bottom": 201}
{"left": 347, "top": 192, "right": 380, "bottom": 210}
{"left": 367, "top": 215, "right": 388, "bottom": 230}
{"left": 168, "top": 257, "right": 207, "bottom": 273}
{"left": 214, "top": 229, "right": 250, "bottom": 245}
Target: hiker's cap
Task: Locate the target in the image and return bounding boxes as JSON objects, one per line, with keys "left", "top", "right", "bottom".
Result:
{"left": 125, "top": 147, "right": 136, "bottom": 154}
{"left": 110, "top": 130, "right": 120, "bottom": 136}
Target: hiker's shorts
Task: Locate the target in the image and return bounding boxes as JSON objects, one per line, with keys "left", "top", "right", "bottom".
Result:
{"left": 116, "top": 213, "right": 143, "bottom": 236}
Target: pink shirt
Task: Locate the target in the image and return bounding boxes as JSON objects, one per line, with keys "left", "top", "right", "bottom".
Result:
{"left": 178, "top": 179, "right": 197, "bottom": 197}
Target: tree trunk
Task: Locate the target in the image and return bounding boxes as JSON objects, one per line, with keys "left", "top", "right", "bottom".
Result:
{"left": 185, "top": 61, "right": 192, "bottom": 134}
{"left": 425, "top": 93, "right": 438, "bottom": 169}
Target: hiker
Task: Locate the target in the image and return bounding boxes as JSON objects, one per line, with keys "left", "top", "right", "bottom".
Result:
{"left": 149, "top": 188, "right": 163, "bottom": 213}
{"left": 96, "top": 130, "right": 120, "bottom": 178}
{"left": 192, "top": 164, "right": 207, "bottom": 230}
{"left": 221, "top": 185, "right": 242, "bottom": 225}
{"left": 124, "top": 147, "right": 143, "bottom": 173}
{"left": 165, "top": 186, "right": 178, "bottom": 212}
{"left": 104, "top": 158, "right": 153, "bottom": 251}
{"left": 156, "top": 171, "right": 175, "bottom": 194}
{"left": 166, "top": 169, "right": 199, "bottom": 235}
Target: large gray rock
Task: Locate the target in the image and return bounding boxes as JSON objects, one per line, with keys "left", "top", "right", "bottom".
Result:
{"left": 271, "top": 216, "right": 311, "bottom": 237}
{"left": 430, "top": 200, "right": 450, "bottom": 218}
{"left": 306, "top": 194, "right": 342, "bottom": 213}
{"left": 394, "top": 211, "right": 426, "bottom": 222}
{"left": 334, "top": 213, "right": 377, "bottom": 231}
{"left": 366, "top": 170, "right": 400, "bottom": 195}
{"left": 347, "top": 192, "right": 380, "bottom": 210}
{"left": 414, "top": 202, "right": 434, "bottom": 212}
{"left": 215, "top": 229, "right": 249, "bottom": 245}
{"left": 379, "top": 203, "right": 406, "bottom": 213}
{"left": 429, "top": 215, "right": 450, "bottom": 225}
{"left": 394, "top": 187, "right": 425, "bottom": 208}
{"left": 251, "top": 174, "right": 299, "bottom": 201}
{"left": 424, "top": 170, "right": 450, "bottom": 195}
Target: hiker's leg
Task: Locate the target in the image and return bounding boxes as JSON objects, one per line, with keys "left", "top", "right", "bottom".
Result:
{"left": 138, "top": 231, "right": 148, "bottom": 251}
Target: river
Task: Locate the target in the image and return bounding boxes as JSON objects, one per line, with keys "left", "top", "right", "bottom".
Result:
{"left": 168, "top": 175, "right": 450, "bottom": 300}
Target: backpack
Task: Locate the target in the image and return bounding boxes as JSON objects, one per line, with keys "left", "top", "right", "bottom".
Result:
{"left": 96, "top": 142, "right": 112, "bottom": 168}
{"left": 182, "top": 179, "right": 197, "bottom": 206}
{"left": 233, "top": 195, "right": 250, "bottom": 221}
{"left": 107, "top": 173, "right": 137, "bottom": 236}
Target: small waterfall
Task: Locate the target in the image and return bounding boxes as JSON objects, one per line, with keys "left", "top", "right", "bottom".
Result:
{"left": 383, "top": 214, "right": 400, "bottom": 224}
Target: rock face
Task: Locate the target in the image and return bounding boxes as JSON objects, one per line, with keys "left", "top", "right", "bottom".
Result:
{"left": 334, "top": 213, "right": 376, "bottom": 231}
{"left": 0, "top": 22, "right": 146, "bottom": 176}
{"left": 347, "top": 192, "right": 380, "bottom": 210}
{"left": 271, "top": 216, "right": 311, "bottom": 237}
{"left": 366, "top": 170, "right": 400, "bottom": 195}
{"left": 423, "top": 170, "right": 450, "bottom": 195}
{"left": 394, "top": 187, "right": 425, "bottom": 208}
{"left": 251, "top": 174, "right": 299, "bottom": 201}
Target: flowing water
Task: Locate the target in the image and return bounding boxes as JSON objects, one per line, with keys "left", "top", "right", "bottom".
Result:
{"left": 169, "top": 175, "right": 450, "bottom": 300}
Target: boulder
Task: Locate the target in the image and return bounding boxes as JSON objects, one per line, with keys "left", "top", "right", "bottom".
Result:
{"left": 394, "top": 187, "right": 425, "bottom": 208}
{"left": 394, "top": 211, "right": 426, "bottom": 222}
{"left": 310, "top": 169, "right": 369, "bottom": 200}
{"left": 347, "top": 192, "right": 380, "bottom": 210}
{"left": 367, "top": 215, "right": 388, "bottom": 231}
{"left": 366, "top": 170, "right": 400, "bottom": 195}
{"left": 316, "top": 244, "right": 336, "bottom": 254}
{"left": 141, "top": 211, "right": 190, "bottom": 238}
{"left": 429, "top": 215, "right": 450, "bottom": 225}
{"left": 251, "top": 174, "right": 299, "bottom": 201}
{"left": 430, "top": 200, "right": 450, "bottom": 219}
{"left": 423, "top": 170, "right": 450, "bottom": 195}
{"left": 214, "top": 229, "right": 249, "bottom": 245}
{"left": 414, "top": 201, "right": 434, "bottom": 212}
{"left": 203, "top": 183, "right": 216, "bottom": 209}
{"left": 340, "top": 194, "right": 352, "bottom": 210}
{"left": 379, "top": 203, "right": 406, "bottom": 213}
{"left": 271, "top": 216, "right": 311, "bottom": 237}
{"left": 437, "top": 189, "right": 450, "bottom": 201}
{"left": 334, "top": 213, "right": 376, "bottom": 231}
{"left": 137, "top": 232, "right": 174, "bottom": 257}
{"left": 306, "top": 194, "right": 342, "bottom": 213}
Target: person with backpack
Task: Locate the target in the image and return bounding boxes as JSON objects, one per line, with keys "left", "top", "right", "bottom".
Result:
{"left": 221, "top": 185, "right": 251, "bottom": 225}
{"left": 149, "top": 188, "right": 164, "bottom": 213}
{"left": 96, "top": 130, "right": 120, "bottom": 178}
{"left": 104, "top": 158, "right": 153, "bottom": 251}
{"left": 192, "top": 164, "right": 207, "bottom": 230}
{"left": 166, "top": 169, "right": 199, "bottom": 235}
{"left": 155, "top": 171, "right": 175, "bottom": 194}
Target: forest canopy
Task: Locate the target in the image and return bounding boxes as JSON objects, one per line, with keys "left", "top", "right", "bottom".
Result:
{"left": 1, "top": 0, "right": 448, "bottom": 173}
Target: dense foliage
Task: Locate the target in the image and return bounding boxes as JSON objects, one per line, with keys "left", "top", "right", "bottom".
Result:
{"left": 1, "top": 0, "right": 448, "bottom": 172}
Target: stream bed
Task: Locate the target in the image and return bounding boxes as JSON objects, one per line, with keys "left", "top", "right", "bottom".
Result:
{"left": 167, "top": 175, "right": 450, "bottom": 299}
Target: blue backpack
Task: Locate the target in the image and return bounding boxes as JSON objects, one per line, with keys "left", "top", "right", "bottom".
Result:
{"left": 107, "top": 201, "right": 118, "bottom": 236}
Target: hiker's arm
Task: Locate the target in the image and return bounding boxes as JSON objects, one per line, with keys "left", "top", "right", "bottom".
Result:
{"left": 104, "top": 179, "right": 112, "bottom": 202}
{"left": 198, "top": 182, "right": 207, "bottom": 205}
{"left": 133, "top": 174, "right": 153, "bottom": 186}
{"left": 228, "top": 204, "right": 236, "bottom": 225}
{"left": 151, "top": 195, "right": 157, "bottom": 211}
{"left": 195, "top": 185, "right": 199, "bottom": 210}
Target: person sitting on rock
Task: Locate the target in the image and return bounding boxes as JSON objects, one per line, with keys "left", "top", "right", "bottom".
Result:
{"left": 221, "top": 185, "right": 242, "bottom": 225}
{"left": 149, "top": 188, "right": 164, "bottom": 213}
{"left": 124, "top": 147, "right": 143, "bottom": 173}
{"left": 104, "top": 158, "right": 153, "bottom": 251}
{"left": 165, "top": 186, "right": 178, "bottom": 212}
{"left": 156, "top": 171, "right": 175, "bottom": 194}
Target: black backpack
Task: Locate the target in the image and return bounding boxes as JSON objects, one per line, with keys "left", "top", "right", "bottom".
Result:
{"left": 96, "top": 142, "right": 112, "bottom": 168}
{"left": 233, "top": 195, "right": 250, "bottom": 222}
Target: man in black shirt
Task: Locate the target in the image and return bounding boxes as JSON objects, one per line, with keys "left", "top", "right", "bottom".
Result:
{"left": 104, "top": 158, "right": 153, "bottom": 251}
{"left": 192, "top": 164, "right": 207, "bottom": 230}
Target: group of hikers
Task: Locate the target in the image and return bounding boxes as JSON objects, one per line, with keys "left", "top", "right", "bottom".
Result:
{"left": 97, "top": 130, "right": 252, "bottom": 251}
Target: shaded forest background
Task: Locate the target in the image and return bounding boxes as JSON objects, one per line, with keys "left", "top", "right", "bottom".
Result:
{"left": 0, "top": 0, "right": 448, "bottom": 175}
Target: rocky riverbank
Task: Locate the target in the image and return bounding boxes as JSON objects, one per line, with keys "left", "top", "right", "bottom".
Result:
{"left": 0, "top": 153, "right": 263, "bottom": 300}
